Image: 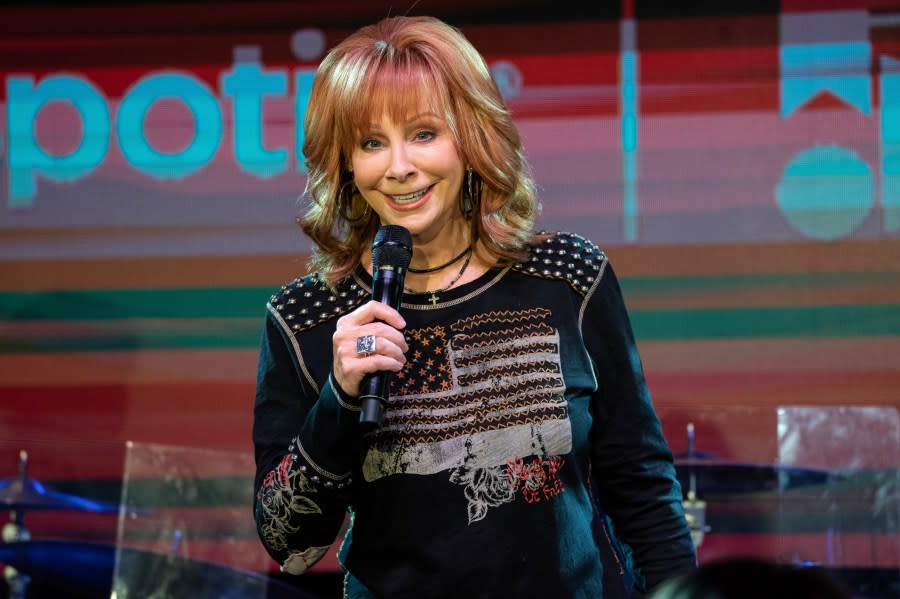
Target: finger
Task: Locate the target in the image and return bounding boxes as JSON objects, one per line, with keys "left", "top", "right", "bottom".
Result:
{"left": 336, "top": 300, "right": 406, "bottom": 331}
{"left": 332, "top": 341, "right": 406, "bottom": 398}
{"left": 354, "top": 333, "right": 408, "bottom": 364}
{"left": 333, "top": 326, "right": 408, "bottom": 361}
{"left": 361, "top": 321, "right": 409, "bottom": 353}
{"left": 367, "top": 300, "right": 406, "bottom": 330}
{"left": 332, "top": 321, "right": 408, "bottom": 397}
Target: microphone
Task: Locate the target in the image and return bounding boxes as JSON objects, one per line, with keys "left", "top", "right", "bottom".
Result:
{"left": 359, "top": 225, "right": 413, "bottom": 429}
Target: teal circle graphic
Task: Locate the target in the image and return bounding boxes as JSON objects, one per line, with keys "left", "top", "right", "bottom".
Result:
{"left": 775, "top": 144, "right": 873, "bottom": 240}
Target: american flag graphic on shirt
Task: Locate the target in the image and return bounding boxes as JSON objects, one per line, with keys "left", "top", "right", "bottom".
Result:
{"left": 362, "top": 307, "right": 572, "bottom": 523}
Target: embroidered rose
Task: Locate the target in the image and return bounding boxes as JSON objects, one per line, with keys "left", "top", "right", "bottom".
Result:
{"left": 450, "top": 464, "right": 516, "bottom": 523}
{"left": 255, "top": 453, "right": 323, "bottom": 552}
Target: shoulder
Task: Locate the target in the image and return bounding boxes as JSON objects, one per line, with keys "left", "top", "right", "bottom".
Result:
{"left": 267, "top": 271, "right": 368, "bottom": 335}
{"left": 511, "top": 231, "right": 609, "bottom": 295}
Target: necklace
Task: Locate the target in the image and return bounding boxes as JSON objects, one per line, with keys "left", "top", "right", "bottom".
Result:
{"left": 404, "top": 247, "right": 472, "bottom": 305}
{"left": 407, "top": 245, "right": 472, "bottom": 274}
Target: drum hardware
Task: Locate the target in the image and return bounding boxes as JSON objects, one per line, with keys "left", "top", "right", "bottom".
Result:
{"left": 1, "top": 450, "right": 120, "bottom": 599}
{"left": 0, "top": 540, "right": 317, "bottom": 598}
{"left": 0, "top": 450, "right": 314, "bottom": 598}
{"left": 681, "top": 423, "right": 711, "bottom": 548}
{"left": 674, "top": 423, "right": 835, "bottom": 549}
{"left": 0, "top": 451, "right": 122, "bottom": 513}
{"left": 673, "top": 426, "right": 832, "bottom": 496}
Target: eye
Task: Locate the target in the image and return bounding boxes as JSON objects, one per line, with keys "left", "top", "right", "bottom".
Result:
{"left": 360, "top": 138, "right": 382, "bottom": 150}
{"left": 413, "top": 129, "right": 436, "bottom": 142}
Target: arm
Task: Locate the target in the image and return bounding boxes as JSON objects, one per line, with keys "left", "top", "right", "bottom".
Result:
{"left": 252, "top": 307, "right": 360, "bottom": 574}
{"left": 581, "top": 259, "right": 696, "bottom": 593}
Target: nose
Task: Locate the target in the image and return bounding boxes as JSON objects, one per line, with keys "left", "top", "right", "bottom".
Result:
{"left": 385, "top": 144, "right": 416, "bottom": 182}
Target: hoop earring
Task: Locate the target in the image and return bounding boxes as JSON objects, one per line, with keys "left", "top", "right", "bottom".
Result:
{"left": 337, "top": 180, "right": 371, "bottom": 223}
{"left": 462, "top": 167, "right": 481, "bottom": 219}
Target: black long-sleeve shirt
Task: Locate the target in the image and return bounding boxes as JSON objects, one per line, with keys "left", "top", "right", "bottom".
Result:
{"left": 253, "top": 231, "right": 696, "bottom": 598}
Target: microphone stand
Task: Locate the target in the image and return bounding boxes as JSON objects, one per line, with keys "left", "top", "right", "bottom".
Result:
{"left": 2, "top": 451, "right": 34, "bottom": 599}
{"left": 682, "top": 423, "right": 711, "bottom": 549}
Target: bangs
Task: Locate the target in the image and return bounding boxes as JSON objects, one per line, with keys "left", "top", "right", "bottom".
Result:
{"left": 341, "top": 54, "right": 454, "bottom": 145}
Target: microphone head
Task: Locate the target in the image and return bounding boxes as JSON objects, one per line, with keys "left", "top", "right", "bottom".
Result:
{"left": 372, "top": 225, "right": 413, "bottom": 271}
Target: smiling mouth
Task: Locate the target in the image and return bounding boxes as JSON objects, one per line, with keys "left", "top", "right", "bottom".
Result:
{"left": 390, "top": 185, "right": 433, "bottom": 204}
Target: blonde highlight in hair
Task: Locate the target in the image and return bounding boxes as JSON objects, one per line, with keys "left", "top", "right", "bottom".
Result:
{"left": 299, "top": 16, "right": 539, "bottom": 285}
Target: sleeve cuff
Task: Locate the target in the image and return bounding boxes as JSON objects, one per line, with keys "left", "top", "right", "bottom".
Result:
{"left": 328, "top": 371, "right": 362, "bottom": 411}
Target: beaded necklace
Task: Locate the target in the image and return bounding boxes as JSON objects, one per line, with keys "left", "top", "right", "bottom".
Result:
{"left": 404, "top": 246, "right": 473, "bottom": 305}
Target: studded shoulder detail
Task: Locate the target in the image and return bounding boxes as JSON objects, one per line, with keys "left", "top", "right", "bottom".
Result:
{"left": 268, "top": 272, "right": 369, "bottom": 335}
{"left": 512, "top": 231, "right": 608, "bottom": 295}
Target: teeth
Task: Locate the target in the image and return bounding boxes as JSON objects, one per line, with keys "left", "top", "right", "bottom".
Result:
{"left": 391, "top": 187, "right": 429, "bottom": 203}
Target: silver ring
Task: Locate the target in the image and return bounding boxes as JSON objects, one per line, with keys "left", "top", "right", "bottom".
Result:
{"left": 356, "top": 334, "right": 376, "bottom": 357}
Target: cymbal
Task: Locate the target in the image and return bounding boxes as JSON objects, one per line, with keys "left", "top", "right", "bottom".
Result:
{"left": 0, "top": 449, "right": 121, "bottom": 512}
{"left": 0, "top": 540, "right": 317, "bottom": 599}
{"left": 673, "top": 423, "right": 832, "bottom": 495}
{"left": 675, "top": 458, "right": 832, "bottom": 495}
{"left": 0, "top": 475, "right": 122, "bottom": 512}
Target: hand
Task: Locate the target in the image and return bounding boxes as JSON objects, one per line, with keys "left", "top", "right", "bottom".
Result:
{"left": 332, "top": 300, "right": 408, "bottom": 397}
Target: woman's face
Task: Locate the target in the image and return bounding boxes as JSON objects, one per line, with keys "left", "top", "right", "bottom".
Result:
{"left": 350, "top": 102, "right": 466, "bottom": 249}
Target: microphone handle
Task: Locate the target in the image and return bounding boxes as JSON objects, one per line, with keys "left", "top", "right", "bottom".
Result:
{"left": 359, "top": 373, "right": 390, "bottom": 428}
{"left": 359, "top": 267, "right": 404, "bottom": 429}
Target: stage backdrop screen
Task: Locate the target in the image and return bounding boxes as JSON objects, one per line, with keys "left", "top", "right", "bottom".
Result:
{"left": 0, "top": 0, "right": 897, "bottom": 575}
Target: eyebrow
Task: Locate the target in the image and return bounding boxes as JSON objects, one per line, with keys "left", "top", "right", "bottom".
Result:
{"left": 410, "top": 111, "right": 443, "bottom": 122}
{"left": 365, "top": 111, "right": 444, "bottom": 129}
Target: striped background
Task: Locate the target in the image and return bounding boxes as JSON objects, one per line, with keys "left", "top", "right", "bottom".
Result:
{"left": 4, "top": 240, "right": 896, "bottom": 464}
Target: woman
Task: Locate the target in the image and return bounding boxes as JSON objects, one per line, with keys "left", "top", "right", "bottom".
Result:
{"left": 253, "top": 15, "right": 696, "bottom": 598}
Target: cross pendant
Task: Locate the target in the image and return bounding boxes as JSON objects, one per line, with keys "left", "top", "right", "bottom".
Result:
{"left": 428, "top": 292, "right": 439, "bottom": 305}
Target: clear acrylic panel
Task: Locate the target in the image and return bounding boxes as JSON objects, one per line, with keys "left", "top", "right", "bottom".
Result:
{"left": 776, "top": 406, "right": 900, "bottom": 571}
{"left": 112, "top": 441, "right": 274, "bottom": 599}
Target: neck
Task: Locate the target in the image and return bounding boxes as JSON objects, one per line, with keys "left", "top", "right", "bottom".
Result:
{"left": 407, "top": 244, "right": 471, "bottom": 274}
